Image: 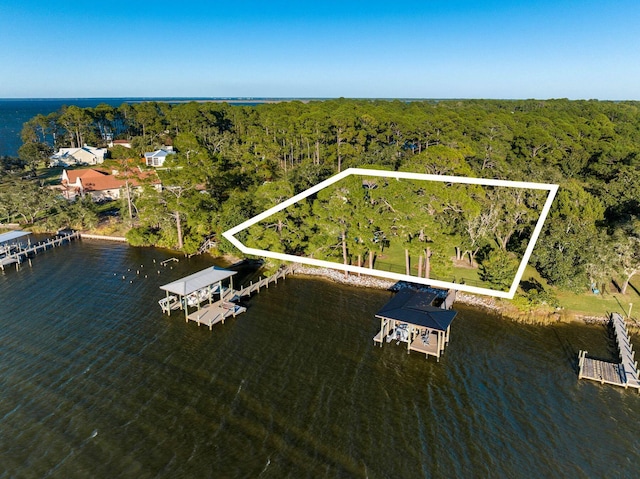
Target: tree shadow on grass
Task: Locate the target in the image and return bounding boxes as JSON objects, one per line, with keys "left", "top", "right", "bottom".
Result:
{"left": 627, "top": 279, "right": 640, "bottom": 297}
{"left": 520, "top": 278, "right": 543, "bottom": 293}
{"left": 613, "top": 296, "right": 632, "bottom": 318}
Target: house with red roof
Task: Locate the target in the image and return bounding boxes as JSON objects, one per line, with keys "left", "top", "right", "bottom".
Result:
{"left": 60, "top": 168, "right": 161, "bottom": 202}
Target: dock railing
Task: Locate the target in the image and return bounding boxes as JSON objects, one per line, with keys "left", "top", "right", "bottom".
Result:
{"left": 234, "top": 264, "right": 297, "bottom": 299}
{"left": 0, "top": 230, "right": 80, "bottom": 272}
{"left": 578, "top": 313, "right": 640, "bottom": 391}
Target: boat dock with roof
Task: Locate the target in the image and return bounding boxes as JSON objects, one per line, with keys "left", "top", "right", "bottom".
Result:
{"left": 373, "top": 288, "right": 457, "bottom": 360}
{"left": 159, "top": 264, "right": 295, "bottom": 330}
{"left": 578, "top": 313, "right": 640, "bottom": 391}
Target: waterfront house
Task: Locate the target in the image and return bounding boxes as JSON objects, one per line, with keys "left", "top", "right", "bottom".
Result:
{"left": 50, "top": 145, "right": 107, "bottom": 167}
{"left": 144, "top": 147, "right": 175, "bottom": 167}
{"left": 60, "top": 167, "right": 161, "bottom": 201}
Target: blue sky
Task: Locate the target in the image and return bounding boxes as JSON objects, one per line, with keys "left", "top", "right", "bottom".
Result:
{"left": 0, "top": 0, "right": 639, "bottom": 99}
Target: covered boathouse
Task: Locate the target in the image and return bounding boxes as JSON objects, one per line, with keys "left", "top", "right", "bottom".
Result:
{"left": 159, "top": 266, "right": 246, "bottom": 328}
{"left": 373, "top": 289, "right": 457, "bottom": 360}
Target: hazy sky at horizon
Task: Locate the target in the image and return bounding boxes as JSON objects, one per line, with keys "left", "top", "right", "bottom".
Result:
{"left": 1, "top": 0, "right": 638, "bottom": 100}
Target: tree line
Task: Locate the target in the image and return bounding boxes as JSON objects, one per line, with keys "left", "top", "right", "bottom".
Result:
{"left": 11, "top": 98, "right": 640, "bottom": 294}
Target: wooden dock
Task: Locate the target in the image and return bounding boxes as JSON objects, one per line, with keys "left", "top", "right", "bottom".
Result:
{"left": 187, "top": 292, "right": 248, "bottom": 330}
{"left": 578, "top": 313, "right": 640, "bottom": 391}
{"left": 232, "top": 264, "right": 296, "bottom": 299}
{"left": 372, "top": 289, "right": 456, "bottom": 361}
{"left": 161, "top": 264, "right": 297, "bottom": 331}
{"left": 0, "top": 230, "right": 80, "bottom": 272}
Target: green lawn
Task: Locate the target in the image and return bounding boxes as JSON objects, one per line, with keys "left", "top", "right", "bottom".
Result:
{"left": 555, "top": 284, "right": 640, "bottom": 317}
{"left": 35, "top": 166, "right": 64, "bottom": 185}
{"left": 373, "top": 242, "right": 496, "bottom": 289}
{"left": 371, "top": 241, "right": 640, "bottom": 318}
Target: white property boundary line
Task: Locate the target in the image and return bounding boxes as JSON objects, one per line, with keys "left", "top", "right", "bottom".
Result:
{"left": 223, "top": 168, "right": 559, "bottom": 299}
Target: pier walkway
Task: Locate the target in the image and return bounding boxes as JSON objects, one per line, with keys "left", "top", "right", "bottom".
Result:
{"left": 160, "top": 264, "right": 297, "bottom": 330}
{"left": 232, "top": 264, "right": 296, "bottom": 300}
{"left": 0, "top": 230, "right": 80, "bottom": 271}
{"left": 578, "top": 313, "right": 640, "bottom": 391}
{"left": 187, "top": 287, "right": 247, "bottom": 329}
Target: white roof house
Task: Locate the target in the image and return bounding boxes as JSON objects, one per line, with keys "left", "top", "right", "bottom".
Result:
{"left": 50, "top": 145, "right": 107, "bottom": 167}
{"left": 144, "top": 148, "right": 175, "bottom": 167}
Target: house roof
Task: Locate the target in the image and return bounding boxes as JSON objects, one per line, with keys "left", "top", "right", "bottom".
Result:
{"left": 65, "top": 168, "right": 108, "bottom": 182}
{"left": 82, "top": 175, "right": 125, "bottom": 192}
{"left": 62, "top": 168, "right": 160, "bottom": 192}
{"left": 121, "top": 169, "right": 161, "bottom": 186}
{"left": 63, "top": 168, "right": 125, "bottom": 192}
{"left": 53, "top": 146, "right": 106, "bottom": 160}
{"left": 375, "top": 289, "right": 457, "bottom": 331}
{"left": 160, "top": 266, "right": 237, "bottom": 296}
{"left": 144, "top": 149, "right": 175, "bottom": 159}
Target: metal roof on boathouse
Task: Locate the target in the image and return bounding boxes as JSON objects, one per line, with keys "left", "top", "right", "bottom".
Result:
{"left": 375, "top": 289, "right": 457, "bottom": 331}
{"left": 160, "top": 266, "right": 237, "bottom": 296}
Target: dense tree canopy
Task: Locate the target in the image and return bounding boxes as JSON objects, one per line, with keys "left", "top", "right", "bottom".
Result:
{"left": 10, "top": 98, "right": 640, "bottom": 293}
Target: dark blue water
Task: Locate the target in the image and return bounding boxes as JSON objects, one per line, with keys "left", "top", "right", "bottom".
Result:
{"left": 0, "top": 98, "right": 301, "bottom": 157}
{"left": 0, "top": 239, "right": 638, "bottom": 477}
{"left": 0, "top": 99, "right": 126, "bottom": 157}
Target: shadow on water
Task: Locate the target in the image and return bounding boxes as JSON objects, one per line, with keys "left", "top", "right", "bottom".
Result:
{"left": 552, "top": 326, "right": 583, "bottom": 374}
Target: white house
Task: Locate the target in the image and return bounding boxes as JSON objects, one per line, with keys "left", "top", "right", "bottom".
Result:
{"left": 50, "top": 145, "right": 107, "bottom": 167}
{"left": 144, "top": 148, "right": 175, "bottom": 167}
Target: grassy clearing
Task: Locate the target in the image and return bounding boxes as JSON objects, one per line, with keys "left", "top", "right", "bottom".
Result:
{"left": 555, "top": 284, "right": 639, "bottom": 317}
{"left": 374, "top": 242, "right": 496, "bottom": 288}
{"left": 368, "top": 241, "right": 640, "bottom": 319}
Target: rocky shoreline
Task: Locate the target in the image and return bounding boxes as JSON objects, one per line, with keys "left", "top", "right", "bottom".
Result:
{"left": 292, "top": 265, "right": 610, "bottom": 325}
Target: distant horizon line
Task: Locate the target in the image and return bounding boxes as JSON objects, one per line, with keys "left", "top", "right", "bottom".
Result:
{"left": 0, "top": 96, "right": 633, "bottom": 102}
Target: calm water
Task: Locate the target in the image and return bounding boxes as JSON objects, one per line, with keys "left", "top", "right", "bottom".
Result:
{"left": 0, "top": 240, "right": 638, "bottom": 478}
{"left": 0, "top": 98, "right": 293, "bottom": 157}
{"left": 0, "top": 99, "right": 128, "bottom": 157}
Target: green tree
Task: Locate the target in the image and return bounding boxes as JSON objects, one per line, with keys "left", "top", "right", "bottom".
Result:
{"left": 533, "top": 182, "right": 605, "bottom": 290}
{"left": 479, "top": 250, "right": 519, "bottom": 290}
{"left": 612, "top": 223, "right": 640, "bottom": 295}
{"left": 18, "top": 142, "right": 53, "bottom": 176}
{"left": 58, "top": 105, "right": 95, "bottom": 147}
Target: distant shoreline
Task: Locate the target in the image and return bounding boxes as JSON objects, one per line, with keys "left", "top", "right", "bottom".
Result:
{"left": 0, "top": 97, "right": 455, "bottom": 103}
{"left": 0, "top": 97, "right": 326, "bottom": 103}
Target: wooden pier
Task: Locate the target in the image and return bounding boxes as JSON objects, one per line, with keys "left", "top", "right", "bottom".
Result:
{"left": 0, "top": 230, "right": 80, "bottom": 272}
{"left": 578, "top": 313, "right": 640, "bottom": 391}
{"left": 160, "top": 264, "right": 297, "bottom": 331}
{"left": 232, "top": 264, "right": 296, "bottom": 299}
{"left": 187, "top": 287, "right": 248, "bottom": 329}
